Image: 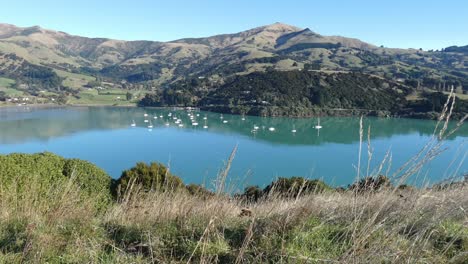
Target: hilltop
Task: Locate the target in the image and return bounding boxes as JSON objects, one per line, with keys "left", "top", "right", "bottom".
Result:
{"left": 0, "top": 22, "right": 466, "bottom": 116}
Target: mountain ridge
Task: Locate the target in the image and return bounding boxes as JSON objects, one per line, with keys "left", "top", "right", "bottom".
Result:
{"left": 0, "top": 22, "right": 466, "bottom": 95}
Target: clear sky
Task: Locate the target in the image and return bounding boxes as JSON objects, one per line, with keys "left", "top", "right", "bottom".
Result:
{"left": 0, "top": 0, "right": 466, "bottom": 50}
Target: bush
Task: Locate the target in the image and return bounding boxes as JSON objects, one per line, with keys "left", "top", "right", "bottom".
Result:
{"left": 238, "top": 177, "right": 332, "bottom": 201}
{"left": 114, "top": 162, "right": 185, "bottom": 197}
{"left": 348, "top": 175, "right": 392, "bottom": 192}
{"left": 0, "top": 152, "right": 112, "bottom": 207}
{"left": 186, "top": 184, "right": 214, "bottom": 198}
{"left": 263, "top": 177, "right": 332, "bottom": 198}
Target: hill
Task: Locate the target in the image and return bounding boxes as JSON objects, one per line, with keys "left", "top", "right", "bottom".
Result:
{"left": 0, "top": 22, "right": 466, "bottom": 111}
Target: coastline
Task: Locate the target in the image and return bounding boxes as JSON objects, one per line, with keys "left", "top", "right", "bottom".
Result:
{"left": 0, "top": 102, "right": 456, "bottom": 120}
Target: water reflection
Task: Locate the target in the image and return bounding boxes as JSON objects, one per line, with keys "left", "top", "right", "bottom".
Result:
{"left": 0, "top": 106, "right": 466, "bottom": 145}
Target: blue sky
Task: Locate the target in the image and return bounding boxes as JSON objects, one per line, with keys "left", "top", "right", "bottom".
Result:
{"left": 0, "top": 0, "right": 466, "bottom": 50}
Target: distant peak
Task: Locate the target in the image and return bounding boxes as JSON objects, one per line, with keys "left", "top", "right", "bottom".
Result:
{"left": 262, "top": 22, "right": 302, "bottom": 32}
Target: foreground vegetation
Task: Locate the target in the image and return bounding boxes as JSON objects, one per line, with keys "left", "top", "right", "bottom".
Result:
{"left": 0, "top": 150, "right": 466, "bottom": 263}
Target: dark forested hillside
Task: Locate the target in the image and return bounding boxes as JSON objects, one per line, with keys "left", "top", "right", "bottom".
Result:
{"left": 139, "top": 70, "right": 467, "bottom": 119}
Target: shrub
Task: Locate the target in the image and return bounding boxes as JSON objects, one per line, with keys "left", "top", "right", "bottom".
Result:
{"left": 348, "top": 175, "right": 392, "bottom": 193}
{"left": 263, "top": 177, "right": 332, "bottom": 198}
{"left": 186, "top": 184, "right": 214, "bottom": 198}
{"left": 114, "top": 162, "right": 185, "bottom": 197}
{"left": 0, "top": 152, "right": 112, "bottom": 207}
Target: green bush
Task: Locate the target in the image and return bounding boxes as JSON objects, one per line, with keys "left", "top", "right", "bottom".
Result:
{"left": 0, "top": 152, "right": 112, "bottom": 207}
{"left": 238, "top": 177, "right": 332, "bottom": 201}
{"left": 348, "top": 175, "right": 392, "bottom": 193}
{"left": 114, "top": 162, "right": 185, "bottom": 196}
{"left": 186, "top": 184, "right": 214, "bottom": 198}
{"left": 263, "top": 177, "right": 332, "bottom": 198}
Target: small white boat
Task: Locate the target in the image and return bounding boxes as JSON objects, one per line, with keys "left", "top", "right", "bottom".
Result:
{"left": 148, "top": 120, "right": 153, "bottom": 129}
{"left": 269, "top": 127, "right": 275, "bottom": 131}
{"left": 203, "top": 120, "right": 208, "bottom": 129}
{"left": 192, "top": 122, "right": 199, "bottom": 126}
{"left": 153, "top": 116, "right": 158, "bottom": 119}
{"left": 315, "top": 118, "right": 322, "bottom": 129}
{"left": 253, "top": 125, "right": 259, "bottom": 130}
{"left": 223, "top": 120, "right": 228, "bottom": 124}
{"left": 241, "top": 114, "right": 246, "bottom": 121}
{"left": 220, "top": 114, "right": 224, "bottom": 119}
{"left": 159, "top": 115, "right": 163, "bottom": 118}
{"left": 165, "top": 122, "right": 170, "bottom": 126}
{"left": 178, "top": 124, "right": 184, "bottom": 127}
{"left": 131, "top": 120, "right": 136, "bottom": 127}
{"left": 144, "top": 113, "right": 148, "bottom": 117}
{"left": 144, "top": 119, "right": 149, "bottom": 123}
{"left": 291, "top": 125, "right": 296, "bottom": 133}
{"left": 203, "top": 116, "right": 207, "bottom": 120}
{"left": 196, "top": 114, "right": 200, "bottom": 117}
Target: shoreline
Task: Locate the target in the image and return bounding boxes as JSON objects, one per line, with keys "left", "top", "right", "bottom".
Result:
{"left": 0, "top": 102, "right": 455, "bottom": 121}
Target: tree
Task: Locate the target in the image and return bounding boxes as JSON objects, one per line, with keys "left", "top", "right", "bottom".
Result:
{"left": 126, "top": 91, "right": 132, "bottom": 101}
{"left": 0, "top": 91, "right": 6, "bottom": 101}
{"left": 56, "top": 94, "right": 68, "bottom": 105}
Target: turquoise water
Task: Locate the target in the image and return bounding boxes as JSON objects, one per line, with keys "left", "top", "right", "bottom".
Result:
{"left": 0, "top": 106, "right": 466, "bottom": 191}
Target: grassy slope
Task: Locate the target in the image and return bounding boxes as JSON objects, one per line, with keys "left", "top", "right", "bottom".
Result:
{"left": 0, "top": 175, "right": 466, "bottom": 263}
{"left": 0, "top": 77, "right": 24, "bottom": 97}
{"left": 54, "top": 69, "right": 96, "bottom": 89}
{"left": 68, "top": 88, "right": 148, "bottom": 106}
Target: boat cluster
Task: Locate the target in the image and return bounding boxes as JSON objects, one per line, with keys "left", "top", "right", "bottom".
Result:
{"left": 131, "top": 111, "right": 323, "bottom": 134}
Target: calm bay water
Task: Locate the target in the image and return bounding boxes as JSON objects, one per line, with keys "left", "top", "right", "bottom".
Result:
{"left": 0, "top": 106, "right": 466, "bottom": 190}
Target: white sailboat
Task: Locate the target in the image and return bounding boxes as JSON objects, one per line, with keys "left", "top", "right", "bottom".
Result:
{"left": 268, "top": 127, "right": 275, "bottom": 131}
{"left": 203, "top": 120, "right": 208, "bottom": 129}
{"left": 131, "top": 120, "right": 136, "bottom": 127}
{"left": 291, "top": 125, "right": 296, "bottom": 133}
{"left": 148, "top": 120, "right": 153, "bottom": 129}
{"left": 223, "top": 120, "right": 228, "bottom": 124}
{"left": 314, "top": 118, "right": 322, "bottom": 129}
